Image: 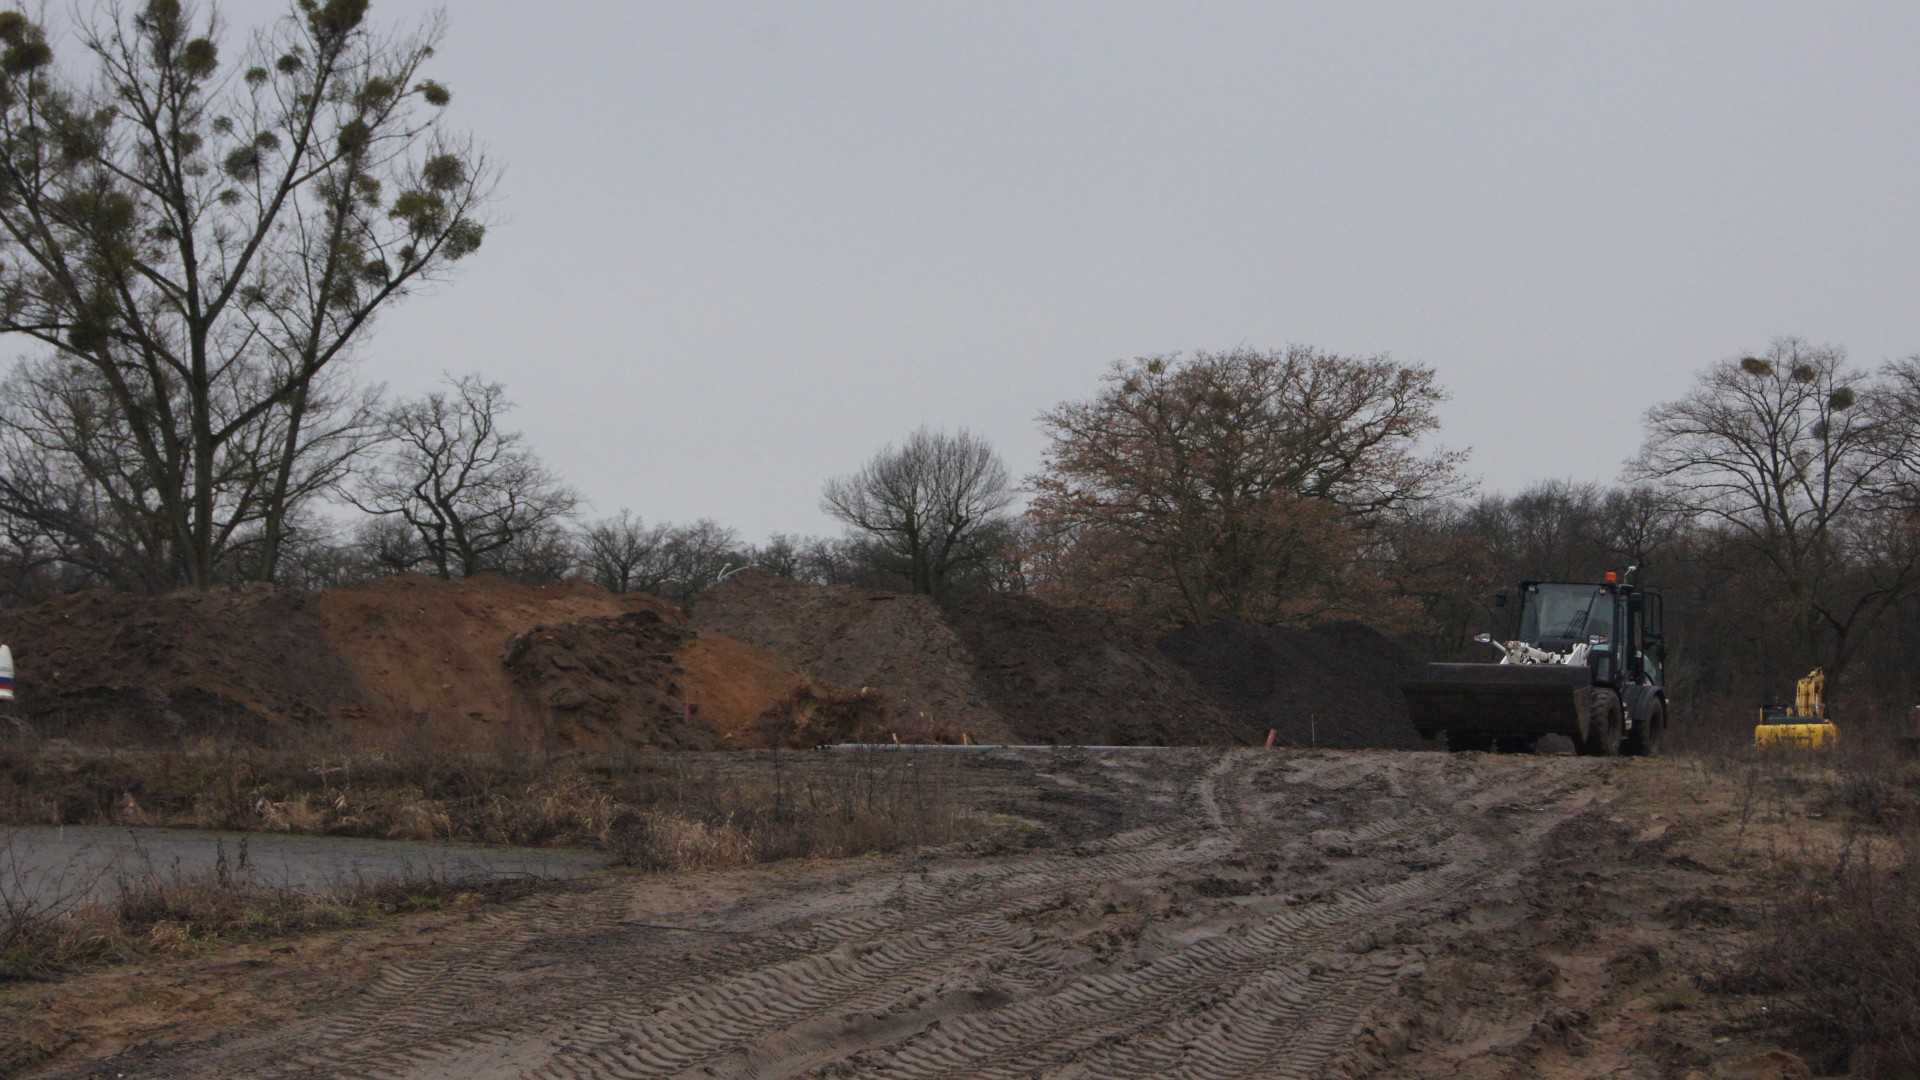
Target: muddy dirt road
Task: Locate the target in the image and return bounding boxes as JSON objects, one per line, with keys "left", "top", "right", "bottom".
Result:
{"left": 23, "top": 748, "right": 1678, "bottom": 1080}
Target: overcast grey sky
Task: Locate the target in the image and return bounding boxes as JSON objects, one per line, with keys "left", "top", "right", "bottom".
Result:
{"left": 221, "top": 2, "right": 1920, "bottom": 539}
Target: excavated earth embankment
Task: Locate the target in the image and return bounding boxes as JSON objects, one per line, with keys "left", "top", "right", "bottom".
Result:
{"left": 692, "top": 572, "right": 1254, "bottom": 746}
{"left": 0, "top": 575, "right": 873, "bottom": 751}
{"left": 0, "top": 571, "right": 1432, "bottom": 750}
{"left": 1159, "top": 619, "right": 1432, "bottom": 750}
{"left": 0, "top": 585, "right": 361, "bottom": 742}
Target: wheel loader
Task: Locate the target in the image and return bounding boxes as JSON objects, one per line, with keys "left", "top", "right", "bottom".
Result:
{"left": 1403, "top": 573, "right": 1668, "bottom": 756}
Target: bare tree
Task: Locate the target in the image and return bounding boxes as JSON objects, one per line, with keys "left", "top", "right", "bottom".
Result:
{"left": 354, "top": 375, "right": 577, "bottom": 580}
{"left": 746, "top": 533, "right": 803, "bottom": 580}
{"left": 636, "top": 520, "right": 742, "bottom": 600}
{"left": 491, "top": 522, "right": 578, "bottom": 584}
{"left": 578, "top": 510, "right": 662, "bottom": 594}
{"left": 1628, "top": 338, "right": 1920, "bottom": 686}
{"left": 0, "top": 0, "right": 493, "bottom": 589}
{"left": 1027, "top": 347, "right": 1467, "bottom": 624}
{"left": 821, "top": 427, "right": 1016, "bottom": 598}
{"left": 354, "top": 514, "right": 424, "bottom": 575}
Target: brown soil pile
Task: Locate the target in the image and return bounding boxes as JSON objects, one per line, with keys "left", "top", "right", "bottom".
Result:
{"left": 314, "top": 572, "right": 666, "bottom": 743}
{"left": 0, "top": 585, "right": 362, "bottom": 741}
{"left": 5, "top": 571, "right": 1424, "bottom": 752}
{"left": 1157, "top": 620, "right": 1432, "bottom": 750}
{"left": 318, "top": 573, "right": 879, "bottom": 751}
{"left": 2, "top": 574, "right": 875, "bottom": 751}
{"left": 502, "top": 609, "right": 886, "bottom": 750}
{"left": 940, "top": 594, "right": 1241, "bottom": 746}
{"left": 692, "top": 572, "right": 1014, "bottom": 743}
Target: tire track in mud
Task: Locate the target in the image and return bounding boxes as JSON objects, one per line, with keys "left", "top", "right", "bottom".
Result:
{"left": 516, "top": 756, "right": 1499, "bottom": 1079}
{"left": 82, "top": 751, "right": 1610, "bottom": 1080}
{"left": 836, "top": 763, "right": 1579, "bottom": 1080}
{"left": 355, "top": 756, "right": 1255, "bottom": 1078}
{"left": 144, "top": 752, "right": 1229, "bottom": 1078}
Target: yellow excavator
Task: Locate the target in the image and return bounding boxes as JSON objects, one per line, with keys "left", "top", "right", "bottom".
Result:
{"left": 1754, "top": 669, "right": 1838, "bottom": 749}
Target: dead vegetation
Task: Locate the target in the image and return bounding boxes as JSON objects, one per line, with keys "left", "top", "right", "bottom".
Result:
{"left": 1690, "top": 740, "right": 1920, "bottom": 1078}
{"left": 0, "top": 739, "right": 978, "bottom": 989}
{"left": 0, "top": 831, "right": 537, "bottom": 983}
{"left": 0, "top": 736, "right": 978, "bottom": 860}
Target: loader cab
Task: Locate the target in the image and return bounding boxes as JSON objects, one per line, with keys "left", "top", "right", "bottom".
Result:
{"left": 1516, "top": 582, "right": 1614, "bottom": 650}
{"left": 1516, "top": 580, "right": 1664, "bottom": 687}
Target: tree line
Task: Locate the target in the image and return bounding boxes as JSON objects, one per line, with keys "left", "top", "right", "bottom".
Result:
{"left": 4, "top": 3, "right": 1920, "bottom": 733}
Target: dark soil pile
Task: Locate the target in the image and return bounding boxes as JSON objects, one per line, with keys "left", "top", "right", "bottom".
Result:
{"left": 502, "top": 609, "right": 712, "bottom": 750}
{"left": 1157, "top": 621, "right": 1431, "bottom": 750}
{"left": 319, "top": 574, "right": 874, "bottom": 751}
{"left": 941, "top": 594, "right": 1242, "bottom": 745}
{"left": 0, "top": 585, "right": 361, "bottom": 742}
{"left": 692, "top": 572, "right": 1014, "bottom": 743}
{"left": 695, "top": 573, "right": 1245, "bottom": 746}
{"left": 755, "top": 684, "right": 897, "bottom": 748}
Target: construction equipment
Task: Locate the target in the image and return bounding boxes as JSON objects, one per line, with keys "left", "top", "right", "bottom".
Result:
{"left": 1402, "top": 572, "right": 1668, "bottom": 756}
{"left": 1753, "top": 669, "right": 1838, "bottom": 749}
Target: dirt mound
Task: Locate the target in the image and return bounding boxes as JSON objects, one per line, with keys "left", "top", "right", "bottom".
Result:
{"left": 0, "top": 585, "right": 360, "bottom": 742}
{"left": 315, "top": 572, "right": 671, "bottom": 743}
{"left": 692, "top": 572, "right": 1013, "bottom": 743}
{"left": 940, "top": 594, "right": 1242, "bottom": 746}
{"left": 11, "top": 571, "right": 1416, "bottom": 752}
{"left": 1157, "top": 620, "right": 1431, "bottom": 750}
{"left": 503, "top": 608, "right": 883, "bottom": 750}
{"left": 499, "top": 608, "right": 709, "bottom": 750}
{"left": 2, "top": 573, "right": 871, "bottom": 751}
{"left": 694, "top": 573, "right": 1245, "bottom": 746}
{"left": 322, "top": 573, "right": 874, "bottom": 751}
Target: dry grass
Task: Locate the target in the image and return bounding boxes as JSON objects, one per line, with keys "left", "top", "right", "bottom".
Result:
{"left": 0, "top": 739, "right": 979, "bottom": 864}
{"left": 0, "top": 737, "right": 981, "bottom": 982}
{"left": 604, "top": 749, "right": 976, "bottom": 869}
{"left": 1690, "top": 741, "right": 1920, "bottom": 1077}
{"left": 1, "top": 830, "right": 535, "bottom": 982}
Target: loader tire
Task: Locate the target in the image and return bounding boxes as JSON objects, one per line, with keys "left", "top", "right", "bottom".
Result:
{"left": 1625, "top": 701, "right": 1665, "bottom": 757}
{"left": 1581, "top": 688, "right": 1623, "bottom": 757}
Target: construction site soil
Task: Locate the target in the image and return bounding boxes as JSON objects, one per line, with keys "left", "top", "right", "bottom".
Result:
{"left": 1159, "top": 620, "right": 1432, "bottom": 750}
{"left": 0, "top": 572, "right": 1428, "bottom": 752}
{"left": 0, "top": 586, "right": 361, "bottom": 742}
{"left": 940, "top": 593, "right": 1246, "bottom": 746}
{"left": 693, "top": 573, "right": 1252, "bottom": 746}
{"left": 6, "top": 751, "right": 1851, "bottom": 1079}
{"left": 0, "top": 576, "right": 870, "bottom": 752}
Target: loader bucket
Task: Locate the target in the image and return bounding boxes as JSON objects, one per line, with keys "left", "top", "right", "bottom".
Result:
{"left": 1402, "top": 663, "right": 1592, "bottom": 741}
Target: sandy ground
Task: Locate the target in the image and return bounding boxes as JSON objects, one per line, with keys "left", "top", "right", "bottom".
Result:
{"left": 7, "top": 749, "right": 1823, "bottom": 1079}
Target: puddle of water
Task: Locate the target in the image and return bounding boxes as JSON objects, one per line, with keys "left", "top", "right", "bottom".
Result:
{"left": 0, "top": 826, "right": 605, "bottom": 912}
